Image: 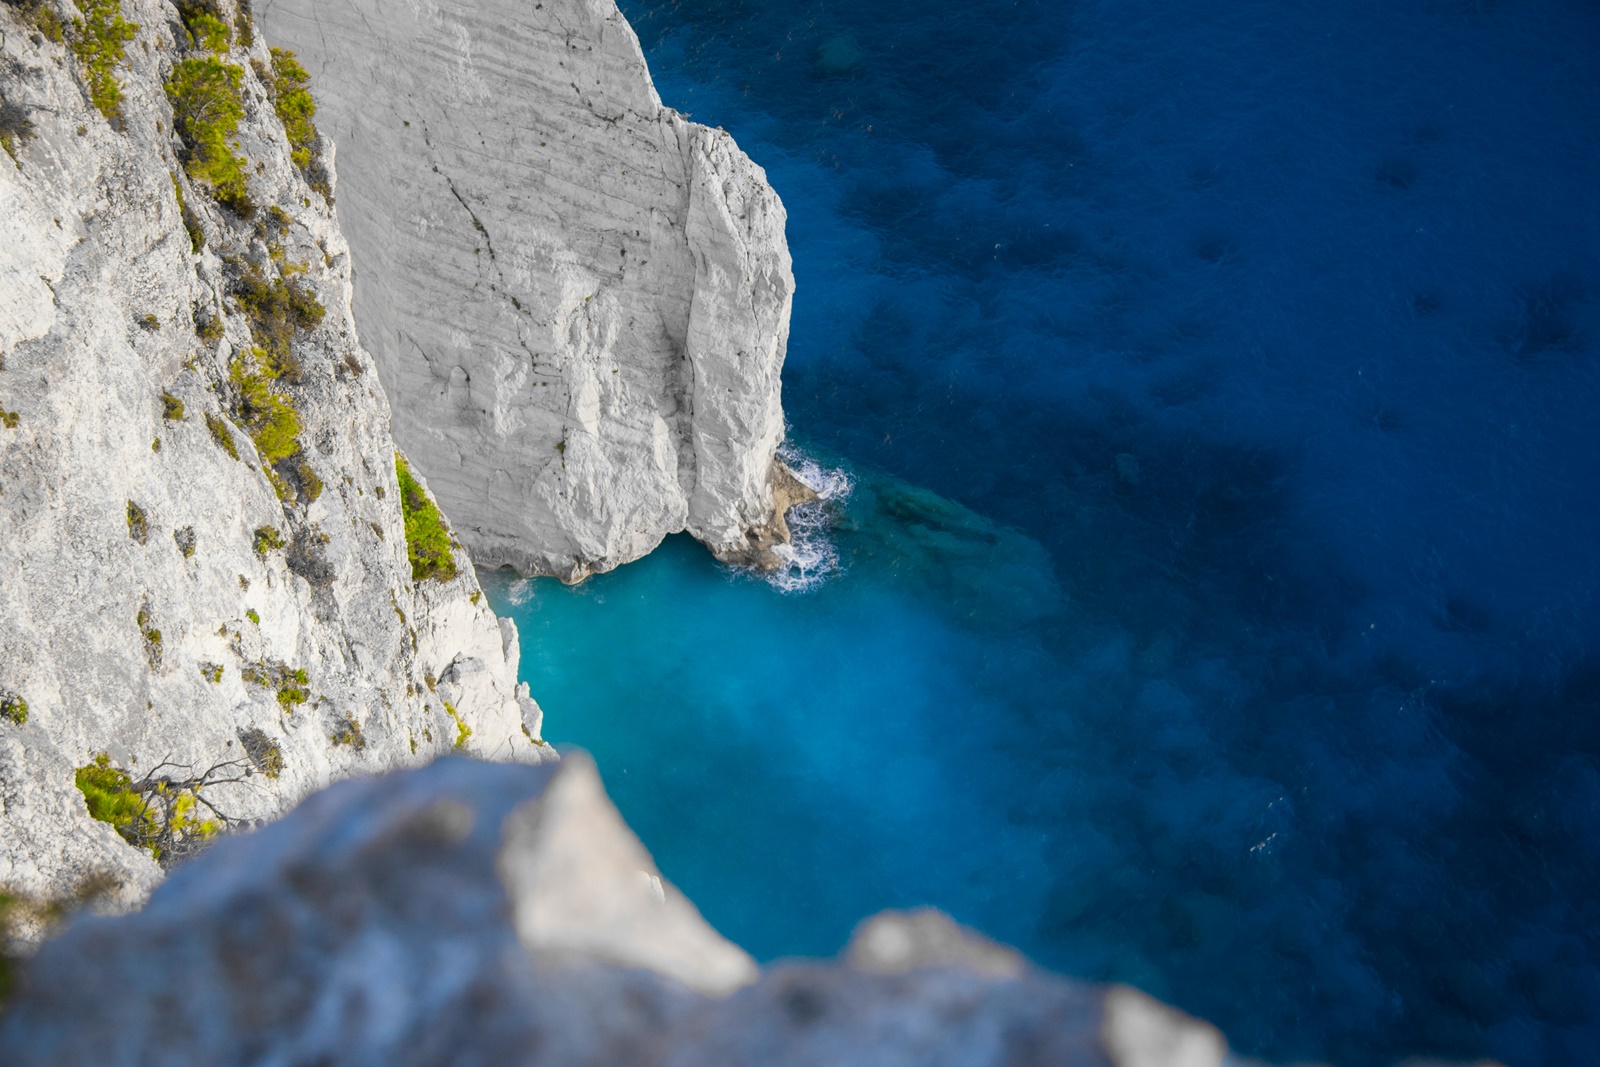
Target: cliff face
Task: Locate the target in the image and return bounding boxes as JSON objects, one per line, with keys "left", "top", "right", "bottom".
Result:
{"left": 256, "top": 0, "right": 804, "bottom": 582}
{"left": 0, "top": 0, "right": 548, "bottom": 907}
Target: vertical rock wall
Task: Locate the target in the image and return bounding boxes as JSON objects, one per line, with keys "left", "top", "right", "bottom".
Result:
{"left": 0, "top": 0, "right": 549, "bottom": 906}
{"left": 257, "top": 0, "right": 803, "bottom": 581}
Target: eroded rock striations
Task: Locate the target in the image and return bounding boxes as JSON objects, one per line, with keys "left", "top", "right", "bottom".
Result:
{"left": 0, "top": 0, "right": 549, "bottom": 910}
{"left": 257, "top": 0, "right": 809, "bottom": 581}
{"left": 0, "top": 754, "right": 1248, "bottom": 1067}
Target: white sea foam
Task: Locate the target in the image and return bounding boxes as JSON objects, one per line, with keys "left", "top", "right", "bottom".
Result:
{"left": 766, "top": 444, "right": 854, "bottom": 593}
{"left": 507, "top": 578, "right": 535, "bottom": 606}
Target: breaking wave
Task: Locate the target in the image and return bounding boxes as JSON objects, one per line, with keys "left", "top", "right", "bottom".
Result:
{"left": 766, "top": 444, "right": 854, "bottom": 593}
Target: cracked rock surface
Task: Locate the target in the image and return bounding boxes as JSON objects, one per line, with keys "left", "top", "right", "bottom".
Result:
{"left": 259, "top": 0, "right": 803, "bottom": 581}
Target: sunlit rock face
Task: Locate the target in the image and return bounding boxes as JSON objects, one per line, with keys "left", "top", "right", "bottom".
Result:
{"left": 258, "top": 0, "right": 801, "bottom": 582}
{"left": 0, "top": 0, "right": 548, "bottom": 911}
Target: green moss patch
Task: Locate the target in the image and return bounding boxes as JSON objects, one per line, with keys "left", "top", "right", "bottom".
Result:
{"left": 330, "top": 714, "right": 365, "bottom": 750}
{"left": 396, "top": 454, "right": 458, "bottom": 583}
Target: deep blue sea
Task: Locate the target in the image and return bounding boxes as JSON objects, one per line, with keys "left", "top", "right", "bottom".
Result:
{"left": 483, "top": 1, "right": 1600, "bottom": 1063}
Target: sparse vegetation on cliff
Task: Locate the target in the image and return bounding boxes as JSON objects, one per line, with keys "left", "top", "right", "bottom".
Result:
{"left": 68, "top": 0, "right": 138, "bottom": 123}
{"left": 125, "top": 500, "right": 149, "bottom": 543}
{"left": 170, "top": 172, "right": 206, "bottom": 252}
{"left": 330, "top": 715, "right": 364, "bottom": 750}
{"left": 396, "top": 454, "right": 457, "bottom": 583}
{"left": 8, "top": 0, "right": 64, "bottom": 43}
{"left": 260, "top": 46, "right": 330, "bottom": 199}
{"left": 0, "top": 693, "right": 27, "bottom": 726}
{"left": 231, "top": 258, "right": 324, "bottom": 373}
{"left": 0, "top": 95, "right": 36, "bottom": 164}
{"left": 253, "top": 524, "right": 285, "bottom": 555}
{"left": 444, "top": 701, "right": 471, "bottom": 750}
{"left": 165, "top": 56, "right": 252, "bottom": 216}
{"left": 173, "top": 0, "right": 231, "bottom": 54}
{"left": 74, "top": 754, "right": 243, "bottom": 864}
{"left": 231, "top": 352, "right": 301, "bottom": 466}
{"left": 206, "top": 412, "right": 240, "bottom": 459}
{"left": 237, "top": 726, "right": 283, "bottom": 778}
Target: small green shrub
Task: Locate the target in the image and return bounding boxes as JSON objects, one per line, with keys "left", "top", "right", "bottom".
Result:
{"left": 161, "top": 392, "right": 185, "bottom": 420}
{"left": 1, "top": 411, "right": 19, "bottom": 429}
{"left": 237, "top": 726, "right": 283, "bottom": 778}
{"left": 330, "top": 715, "right": 364, "bottom": 749}
{"left": 174, "top": 525, "right": 196, "bottom": 557}
{"left": 68, "top": 0, "right": 138, "bottom": 123}
{"left": 297, "top": 460, "right": 323, "bottom": 503}
{"left": 0, "top": 693, "right": 27, "bottom": 726}
{"left": 245, "top": 609, "right": 259, "bottom": 625}
{"left": 230, "top": 352, "right": 301, "bottom": 465}
{"left": 266, "top": 48, "right": 318, "bottom": 169}
{"left": 276, "top": 668, "right": 308, "bottom": 710}
{"left": 170, "top": 173, "right": 205, "bottom": 252}
{"left": 165, "top": 57, "right": 252, "bottom": 216}
{"left": 199, "top": 662, "right": 223, "bottom": 684}
{"left": 396, "top": 454, "right": 457, "bottom": 583}
{"left": 75, "top": 755, "right": 158, "bottom": 843}
{"left": 253, "top": 525, "right": 285, "bottom": 555}
{"left": 231, "top": 259, "right": 324, "bottom": 370}
{"left": 126, "top": 500, "right": 149, "bottom": 543}
{"left": 233, "top": 0, "right": 254, "bottom": 47}
{"left": 138, "top": 314, "right": 159, "bottom": 331}
{"left": 206, "top": 412, "right": 240, "bottom": 459}
{"left": 185, "top": 11, "right": 230, "bottom": 52}
{"left": 75, "top": 754, "right": 235, "bottom": 863}
{"left": 9, "top": 1, "right": 65, "bottom": 43}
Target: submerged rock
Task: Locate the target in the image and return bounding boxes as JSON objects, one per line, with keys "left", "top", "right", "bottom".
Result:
{"left": 258, "top": 0, "right": 805, "bottom": 581}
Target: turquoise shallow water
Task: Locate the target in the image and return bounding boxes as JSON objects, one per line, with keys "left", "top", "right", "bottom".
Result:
{"left": 481, "top": 461, "right": 1064, "bottom": 962}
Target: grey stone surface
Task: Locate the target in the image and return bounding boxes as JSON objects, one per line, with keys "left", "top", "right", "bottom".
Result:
{"left": 0, "top": 755, "right": 1222, "bottom": 1067}
{"left": 257, "top": 0, "right": 804, "bottom": 581}
{"left": 0, "top": 0, "right": 549, "bottom": 909}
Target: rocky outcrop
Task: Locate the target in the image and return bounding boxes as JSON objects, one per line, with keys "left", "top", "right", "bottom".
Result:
{"left": 256, "top": 0, "right": 805, "bottom": 581}
{"left": 0, "top": 754, "right": 1258, "bottom": 1067}
{"left": 0, "top": 0, "right": 549, "bottom": 909}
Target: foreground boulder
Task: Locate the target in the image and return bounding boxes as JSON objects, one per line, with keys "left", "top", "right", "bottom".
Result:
{"left": 0, "top": 754, "right": 1253, "bottom": 1066}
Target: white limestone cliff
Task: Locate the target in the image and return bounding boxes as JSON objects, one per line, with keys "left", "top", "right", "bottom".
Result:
{"left": 257, "top": 0, "right": 809, "bottom": 582}
{"left": 0, "top": 0, "right": 549, "bottom": 909}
